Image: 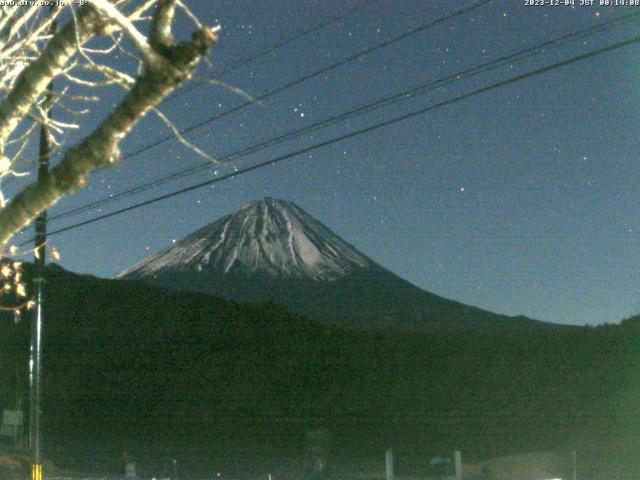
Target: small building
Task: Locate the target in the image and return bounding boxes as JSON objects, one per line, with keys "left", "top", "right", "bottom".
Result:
{"left": 0, "top": 409, "right": 23, "bottom": 448}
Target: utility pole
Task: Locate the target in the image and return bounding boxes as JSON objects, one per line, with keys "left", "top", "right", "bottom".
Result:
{"left": 454, "top": 450, "right": 463, "bottom": 480}
{"left": 30, "top": 9, "right": 56, "bottom": 480}
{"left": 385, "top": 449, "right": 394, "bottom": 480}
{"left": 30, "top": 98, "right": 50, "bottom": 480}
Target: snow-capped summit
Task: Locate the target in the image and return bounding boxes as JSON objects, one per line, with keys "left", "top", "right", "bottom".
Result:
{"left": 118, "top": 197, "right": 374, "bottom": 282}
{"left": 118, "top": 197, "right": 551, "bottom": 332}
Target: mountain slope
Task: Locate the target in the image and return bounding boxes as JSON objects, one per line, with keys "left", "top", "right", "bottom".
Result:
{"left": 1, "top": 264, "right": 637, "bottom": 477}
{"left": 119, "top": 198, "right": 554, "bottom": 332}
{"left": 119, "top": 197, "right": 373, "bottom": 281}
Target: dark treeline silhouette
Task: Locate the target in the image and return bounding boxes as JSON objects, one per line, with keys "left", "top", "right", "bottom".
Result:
{"left": 0, "top": 264, "right": 638, "bottom": 478}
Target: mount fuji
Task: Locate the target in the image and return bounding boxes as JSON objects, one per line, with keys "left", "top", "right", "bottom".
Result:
{"left": 119, "top": 197, "right": 374, "bottom": 282}
{"left": 118, "top": 197, "right": 552, "bottom": 332}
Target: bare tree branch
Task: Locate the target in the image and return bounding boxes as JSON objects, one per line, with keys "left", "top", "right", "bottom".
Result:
{"left": 88, "top": 0, "right": 161, "bottom": 66}
{"left": 151, "top": 0, "right": 177, "bottom": 48}
{"left": 0, "top": 4, "right": 103, "bottom": 155}
{"left": 0, "top": 12, "right": 218, "bottom": 245}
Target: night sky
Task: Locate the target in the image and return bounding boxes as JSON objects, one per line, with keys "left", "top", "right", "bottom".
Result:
{"left": 7, "top": 0, "right": 640, "bottom": 326}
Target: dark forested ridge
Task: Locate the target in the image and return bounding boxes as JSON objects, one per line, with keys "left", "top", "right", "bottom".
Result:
{"left": 118, "top": 197, "right": 558, "bottom": 334}
{"left": 131, "top": 266, "right": 560, "bottom": 333}
{"left": 0, "top": 264, "right": 638, "bottom": 477}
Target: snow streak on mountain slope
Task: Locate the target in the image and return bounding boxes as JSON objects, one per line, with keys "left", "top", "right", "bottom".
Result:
{"left": 118, "top": 198, "right": 374, "bottom": 281}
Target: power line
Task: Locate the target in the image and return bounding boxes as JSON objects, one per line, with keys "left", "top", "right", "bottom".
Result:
{"left": 161, "top": 0, "right": 376, "bottom": 105}
{"left": 51, "top": 2, "right": 375, "bottom": 109}
{"left": 49, "top": 10, "right": 640, "bottom": 221}
{"left": 26, "top": 33, "right": 640, "bottom": 244}
{"left": 115, "top": 0, "right": 493, "bottom": 161}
